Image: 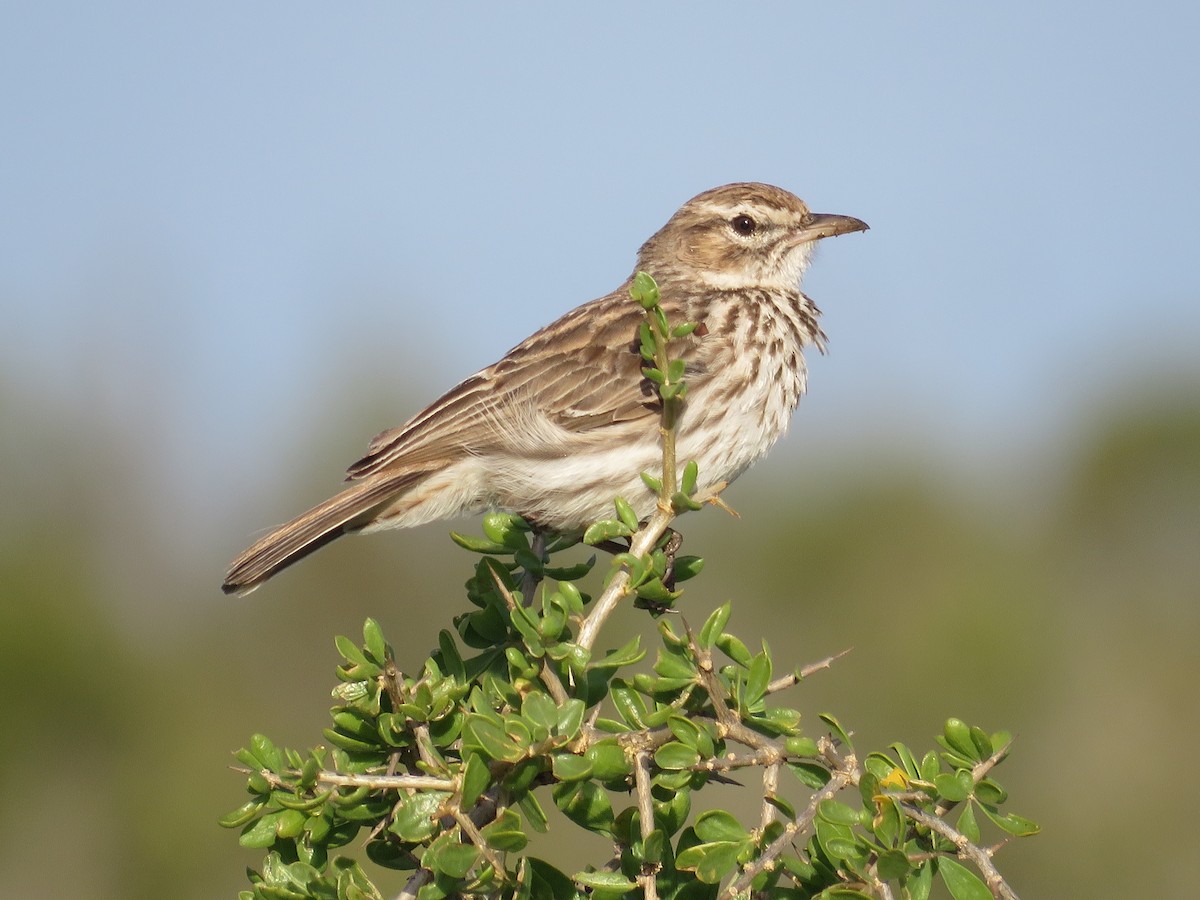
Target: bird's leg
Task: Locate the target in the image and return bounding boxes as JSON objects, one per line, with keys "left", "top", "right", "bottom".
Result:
{"left": 593, "top": 527, "right": 683, "bottom": 590}
{"left": 519, "top": 527, "right": 548, "bottom": 606}
{"left": 659, "top": 527, "right": 683, "bottom": 591}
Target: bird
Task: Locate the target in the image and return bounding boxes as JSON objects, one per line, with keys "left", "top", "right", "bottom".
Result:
{"left": 223, "top": 183, "right": 867, "bottom": 594}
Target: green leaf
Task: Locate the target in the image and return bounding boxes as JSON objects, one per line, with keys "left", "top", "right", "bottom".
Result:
{"left": 481, "top": 809, "right": 529, "bottom": 852}
{"left": 437, "top": 629, "right": 466, "bottom": 683}
{"left": 671, "top": 321, "right": 699, "bottom": 338}
{"left": 754, "top": 706, "right": 801, "bottom": 735}
{"left": 905, "top": 860, "right": 934, "bottom": 900}
{"left": 522, "top": 690, "right": 559, "bottom": 732}
{"left": 273, "top": 806, "right": 307, "bottom": 844}
{"left": 460, "top": 752, "right": 489, "bottom": 808}
{"left": 653, "top": 741, "right": 701, "bottom": 771}
{"left": 978, "top": 804, "right": 1041, "bottom": 836}
{"left": 556, "top": 699, "right": 585, "bottom": 739}
{"left": 613, "top": 496, "right": 640, "bottom": 530}
{"left": 481, "top": 511, "right": 530, "bottom": 549}
{"left": 219, "top": 799, "right": 265, "bottom": 829}
{"left": 974, "top": 779, "right": 1007, "bottom": 805}
{"left": 652, "top": 645, "right": 695, "bottom": 681}
{"left": 675, "top": 840, "right": 744, "bottom": 884}
{"left": 519, "top": 792, "right": 549, "bottom": 834}
{"left": 362, "top": 618, "right": 388, "bottom": 664}
{"left": 572, "top": 870, "right": 638, "bottom": 892}
{"left": 787, "top": 762, "right": 832, "bottom": 789}
{"left": 631, "top": 271, "right": 660, "bottom": 308}
{"left": 640, "top": 472, "right": 662, "bottom": 494}
{"left": 642, "top": 366, "right": 666, "bottom": 384}
{"left": 652, "top": 305, "right": 669, "bottom": 339}
{"left": 822, "top": 837, "right": 862, "bottom": 863}
{"left": 463, "top": 715, "right": 526, "bottom": 763}
{"left": 942, "top": 718, "right": 976, "bottom": 759}
{"left": 389, "top": 791, "right": 449, "bottom": 842}
{"left": 425, "top": 834, "right": 480, "bottom": 879}
{"left": 509, "top": 604, "right": 545, "bottom": 656}
{"left": 819, "top": 713, "right": 853, "bottom": 749}
{"left": 934, "top": 770, "right": 973, "bottom": 803}
{"left": 818, "top": 799, "right": 865, "bottom": 826}
{"left": 958, "top": 801, "right": 981, "bottom": 843}
{"left": 920, "top": 749, "right": 941, "bottom": 783}
{"left": 671, "top": 555, "right": 704, "bottom": 583}
{"left": 890, "top": 742, "right": 919, "bottom": 777}
{"left": 248, "top": 733, "right": 285, "bottom": 772}
{"left": 552, "top": 781, "right": 615, "bottom": 837}
{"left": 938, "top": 857, "right": 993, "bottom": 900}
{"left": 693, "top": 810, "right": 750, "bottom": 843}
{"left": 666, "top": 714, "right": 703, "bottom": 749}
{"left": 591, "top": 636, "right": 645, "bottom": 670}
{"left": 716, "top": 633, "right": 752, "bottom": 667}
{"left": 583, "top": 519, "right": 633, "bottom": 545}
{"left": 551, "top": 754, "right": 593, "bottom": 782}
{"left": 238, "top": 811, "right": 282, "bottom": 848}
{"left": 653, "top": 787, "right": 690, "bottom": 837}
{"left": 609, "top": 684, "right": 648, "bottom": 729}
{"left": 785, "top": 736, "right": 819, "bottom": 757}
{"left": 670, "top": 490, "right": 703, "bottom": 512}
{"left": 449, "top": 531, "right": 507, "bottom": 554}
{"left": 698, "top": 603, "right": 731, "bottom": 649}
{"left": 642, "top": 828, "right": 666, "bottom": 865}
{"left": 505, "top": 646, "right": 537, "bottom": 679}
{"left": 680, "top": 459, "right": 699, "bottom": 494}
{"left": 585, "top": 740, "right": 632, "bottom": 782}
{"left": 876, "top": 848, "right": 911, "bottom": 881}
{"left": 321, "top": 727, "right": 379, "bottom": 753}
{"left": 871, "top": 796, "right": 904, "bottom": 849}
{"left": 969, "top": 725, "right": 993, "bottom": 760}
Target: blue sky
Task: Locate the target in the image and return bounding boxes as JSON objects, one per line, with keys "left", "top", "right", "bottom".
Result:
{"left": 4, "top": 2, "right": 1199, "bottom": 522}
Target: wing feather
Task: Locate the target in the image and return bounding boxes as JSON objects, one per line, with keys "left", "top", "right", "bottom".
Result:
{"left": 347, "top": 285, "right": 684, "bottom": 478}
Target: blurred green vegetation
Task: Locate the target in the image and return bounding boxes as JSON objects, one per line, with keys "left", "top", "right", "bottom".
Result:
{"left": 1, "top": 377, "right": 1197, "bottom": 899}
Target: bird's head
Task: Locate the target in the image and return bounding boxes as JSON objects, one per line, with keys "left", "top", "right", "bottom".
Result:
{"left": 637, "top": 182, "right": 868, "bottom": 291}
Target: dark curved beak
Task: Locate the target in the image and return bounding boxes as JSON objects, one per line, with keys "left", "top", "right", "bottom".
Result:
{"left": 793, "top": 213, "right": 870, "bottom": 243}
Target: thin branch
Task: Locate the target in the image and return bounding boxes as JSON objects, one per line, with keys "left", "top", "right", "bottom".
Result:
{"left": 865, "top": 859, "right": 897, "bottom": 900}
{"left": 576, "top": 502, "right": 675, "bottom": 651}
{"left": 759, "top": 761, "right": 781, "bottom": 836}
{"left": 518, "top": 528, "right": 548, "bottom": 605}
{"left": 898, "top": 802, "right": 1020, "bottom": 900}
{"left": 687, "top": 626, "right": 781, "bottom": 754}
{"left": 634, "top": 749, "right": 660, "bottom": 900}
{"left": 394, "top": 868, "right": 433, "bottom": 900}
{"left": 691, "top": 747, "right": 784, "bottom": 773}
{"left": 452, "top": 807, "right": 507, "bottom": 881}
{"left": 722, "top": 744, "right": 859, "bottom": 898}
{"left": 394, "top": 788, "right": 502, "bottom": 900}
{"left": 413, "top": 724, "right": 441, "bottom": 772}
{"left": 765, "top": 648, "right": 853, "bottom": 695}
{"left": 237, "top": 766, "right": 456, "bottom": 793}
{"left": 539, "top": 657, "right": 570, "bottom": 705}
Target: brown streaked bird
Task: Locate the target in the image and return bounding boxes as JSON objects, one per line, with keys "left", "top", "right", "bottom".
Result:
{"left": 223, "top": 183, "right": 867, "bottom": 594}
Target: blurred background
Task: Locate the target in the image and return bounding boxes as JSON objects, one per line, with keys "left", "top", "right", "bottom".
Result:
{"left": 3, "top": 3, "right": 1198, "bottom": 897}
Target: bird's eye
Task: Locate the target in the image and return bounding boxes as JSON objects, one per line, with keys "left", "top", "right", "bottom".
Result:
{"left": 730, "top": 214, "right": 757, "bottom": 237}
